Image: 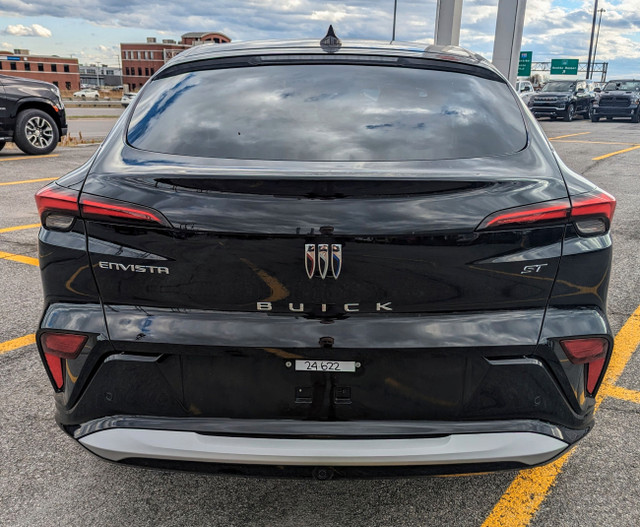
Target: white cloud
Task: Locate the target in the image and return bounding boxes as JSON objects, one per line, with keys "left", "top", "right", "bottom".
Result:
{"left": 1, "top": 41, "right": 13, "bottom": 50}
{"left": 2, "top": 23, "right": 52, "bottom": 37}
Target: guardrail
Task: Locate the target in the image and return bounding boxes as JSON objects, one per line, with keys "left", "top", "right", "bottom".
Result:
{"left": 63, "top": 100, "right": 123, "bottom": 108}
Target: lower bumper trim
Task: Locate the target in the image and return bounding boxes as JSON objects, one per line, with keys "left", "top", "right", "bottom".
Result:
{"left": 79, "top": 428, "right": 568, "bottom": 467}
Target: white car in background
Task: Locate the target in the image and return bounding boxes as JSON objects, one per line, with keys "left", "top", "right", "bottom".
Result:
{"left": 120, "top": 92, "right": 137, "bottom": 107}
{"left": 73, "top": 89, "right": 100, "bottom": 100}
{"left": 515, "top": 80, "right": 535, "bottom": 105}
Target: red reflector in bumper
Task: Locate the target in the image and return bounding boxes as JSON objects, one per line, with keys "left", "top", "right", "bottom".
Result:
{"left": 561, "top": 337, "right": 610, "bottom": 396}
{"left": 587, "top": 357, "right": 606, "bottom": 394}
{"left": 560, "top": 337, "right": 608, "bottom": 365}
{"left": 44, "top": 354, "right": 64, "bottom": 389}
{"left": 40, "top": 333, "right": 88, "bottom": 359}
{"left": 40, "top": 333, "right": 88, "bottom": 392}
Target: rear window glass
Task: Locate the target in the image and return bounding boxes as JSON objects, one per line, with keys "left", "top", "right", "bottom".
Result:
{"left": 127, "top": 63, "right": 527, "bottom": 161}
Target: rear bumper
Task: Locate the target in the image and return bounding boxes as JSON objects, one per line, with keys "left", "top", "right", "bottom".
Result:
{"left": 39, "top": 302, "right": 610, "bottom": 474}
{"left": 79, "top": 427, "right": 568, "bottom": 468}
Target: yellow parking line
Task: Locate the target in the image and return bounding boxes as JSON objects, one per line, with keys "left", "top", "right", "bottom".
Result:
{"left": 481, "top": 303, "right": 640, "bottom": 527}
{"left": 0, "top": 177, "right": 57, "bottom": 187}
{"left": 0, "top": 250, "right": 39, "bottom": 267}
{"left": 0, "top": 154, "right": 59, "bottom": 162}
{"left": 593, "top": 145, "right": 640, "bottom": 161}
{"left": 548, "top": 132, "right": 592, "bottom": 140}
{"left": 0, "top": 223, "right": 41, "bottom": 233}
{"left": 602, "top": 384, "right": 640, "bottom": 405}
{"left": 0, "top": 334, "right": 36, "bottom": 356}
{"left": 553, "top": 140, "right": 640, "bottom": 146}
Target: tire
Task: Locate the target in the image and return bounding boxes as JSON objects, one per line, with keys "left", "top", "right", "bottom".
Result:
{"left": 591, "top": 115, "right": 600, "bottom": 122}
{"left": 0, "top": 140, "right": 5, "bottom": 152}
{"left": 631, "top": 109, "right": 640, "bottom": 123}
{"left": 94, "top": 95, "right": 99, "bottom": 100}
{"left": 606, "top": 117, "right": 613, "bottom": 121}
{"left": 563, "top": 104, "right": 575, "bottom": 122}
{"left": 81, "top": 94, "right": 86, "bottom": 99}
{"left": 584, "top": 104, "right": 593, "bottom": 120}
{"left": 13, "top": 109, "right": 59, "bottom": 155}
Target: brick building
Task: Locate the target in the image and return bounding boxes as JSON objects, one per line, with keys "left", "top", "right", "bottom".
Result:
{"left": 0, "top": 49, "right": 80, "bottom": 91}
{"left": 121, "top": 32, "right": 230, "bottom": 91}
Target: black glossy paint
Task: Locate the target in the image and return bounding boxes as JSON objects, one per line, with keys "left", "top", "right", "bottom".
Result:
{"left": 36, "top": 40, "right": 614, "bottom": 474}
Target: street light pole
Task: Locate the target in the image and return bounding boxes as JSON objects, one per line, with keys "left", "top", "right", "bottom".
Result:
{"left": 585, "top": 0, "right": 599, "bottom": 79}
{"left": 392, "top": 0, "right": 398, "bottom": 41}
{"left": 592, "top": 8, "right": 605, "bottom": 82}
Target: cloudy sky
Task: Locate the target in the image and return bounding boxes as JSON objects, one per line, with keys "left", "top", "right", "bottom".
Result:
{"left": 1, "top": 0, "right": 639, "bottom": 78}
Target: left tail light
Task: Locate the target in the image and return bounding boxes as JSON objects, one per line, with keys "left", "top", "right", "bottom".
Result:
{"left": 35, "top": 185, "right": 80, "bottom": 231}
{"left": 35, "top": 183, "right": 170, "bottom": 230}
{"left": 560, "top": 337, "right": 610, "bottom": 395}
{"left": 39, "top": 332, "right": 88, "bottom": 390}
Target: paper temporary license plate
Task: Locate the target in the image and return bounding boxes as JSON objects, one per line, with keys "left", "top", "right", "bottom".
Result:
{"left": 295, "top": 360, "right": 357, "bottom": 372}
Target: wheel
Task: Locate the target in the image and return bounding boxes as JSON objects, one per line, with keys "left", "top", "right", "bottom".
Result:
{"left": 591, "top": 115, "right": 600, "bottom": 122}
{"left": 81, "top": 94, "right": 86, "bottom": 99}
{"left": 563, "top": 104, "right": 575, "bottom": 122}
{"left": 584, "top": 104, "right": 593, "bottom": 120}
{"left": 631, "top": 109, "right": 640, "bottom": 123}
{"left": 94, "top": 95, "right": 99, "bottom": 100}
{"left": 606, "top": 117, "right": 613, "bottom": 121}
{"left": 13, "top": 109, "right": 59, "bottom": 155}
{"left": 0, "top": 140, "right": 5, "bottom": 152}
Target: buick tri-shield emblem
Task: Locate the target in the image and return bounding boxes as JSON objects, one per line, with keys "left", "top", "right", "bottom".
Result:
{"left": 305, "top": 243, "right": 342, "bottom": 279}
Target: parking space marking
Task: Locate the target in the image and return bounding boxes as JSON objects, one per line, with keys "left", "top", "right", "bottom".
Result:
{"left": 0, "top": 334, "right": 36, "bottom": 356}
{"left": 547, "top": 132, "right": 592, "bottom": 140}
{"left": 0, "top": 177, "right": 57, "bottom": 187}
{"left": 603, "top": 384, "right": 640, "bottom": 405}
{"left": 0, "top": 154, "right": 59, "bottom": 162}
{"left": 592, "top": 145, "right": 640, "bottom": 161}
{"left": 0, "top": 250, "right": 39, "bottom": 266}
{"left": 481, "top": 303, "right": 640, "bottom": 527}
{"left": 0, "top": 223, "right": 40, "bottom": 233}
{"left": 552, "top": 140, "right": 640, "bottom": 146}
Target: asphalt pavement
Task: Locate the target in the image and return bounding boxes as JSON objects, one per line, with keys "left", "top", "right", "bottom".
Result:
{"left": 0, "top": 117, "right": 639, "bottom": 527}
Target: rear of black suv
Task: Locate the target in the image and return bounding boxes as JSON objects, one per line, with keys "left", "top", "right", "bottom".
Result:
{"left": 35, "top": 41, "right": 615, "bottom": 477}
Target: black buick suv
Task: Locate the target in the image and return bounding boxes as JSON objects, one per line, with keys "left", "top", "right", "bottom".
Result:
{"left": 0, "top": 74, "right": 67, "bottom": 155}
{"left": 34, "top": 34, "right": 615, "bottom": 478}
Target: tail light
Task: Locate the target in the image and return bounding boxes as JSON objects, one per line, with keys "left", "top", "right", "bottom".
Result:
{"left": 35, "top": 185, "right": 80, "bottom": 231}
{"left": 35, "top": 183, "right": 170, "bottom": 230}
{"left": 477, "top": 199, "right": 570, "bottom": 230}
{"left": 39, "top": 332, "right": 88, "bottom": 390}
{"left": 560, "top": 337, "right": 610, "bottom": 395}
{"left": 477, "top": 189, "right": 615, "bottom": 235}
{"left": 571, "top": 190, "right": 616, "bottom": 236}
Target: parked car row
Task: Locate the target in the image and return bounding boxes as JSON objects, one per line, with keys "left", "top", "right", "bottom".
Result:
{"left": 525, "top": 78, "right": 640, "bottom": 123}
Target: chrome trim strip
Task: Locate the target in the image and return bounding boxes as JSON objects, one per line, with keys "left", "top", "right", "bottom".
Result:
{"left": 80, "top": 429, "right": 567, "bottom": 466}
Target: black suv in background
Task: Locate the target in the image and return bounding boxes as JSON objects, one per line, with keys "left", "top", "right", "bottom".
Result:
{"left": 592, "top": 79, "right": 640, "bottom": 122}
{"left": 530, "top": 80, "right": 596, "bottom": 121}
{"left": 0, "top": 74, "right": 67, "bottom": 155}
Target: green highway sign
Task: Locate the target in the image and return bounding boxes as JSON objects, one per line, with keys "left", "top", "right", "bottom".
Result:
{"left": 550, "top": 59, "right": 579, "bottom": 75}
{"left": 518, "top": 51, "right": 532, "bottom": 77}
